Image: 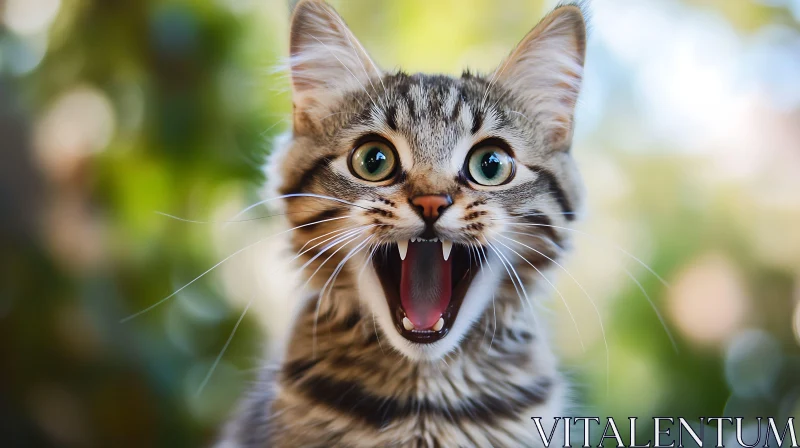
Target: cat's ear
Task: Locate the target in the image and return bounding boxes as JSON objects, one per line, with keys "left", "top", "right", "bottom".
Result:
{"left": 289, "top": 0, "right": 380, "bottom": 109}
{"left": 493, "top": 5, "right": 587, "bottom": 147}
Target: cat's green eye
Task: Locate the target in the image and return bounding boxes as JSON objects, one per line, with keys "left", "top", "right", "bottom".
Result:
{"left": 466, "top": 145, "right": 515, "bottom": 186}
{"left": 349, "top": 140, "right": 398, "bottom": 182}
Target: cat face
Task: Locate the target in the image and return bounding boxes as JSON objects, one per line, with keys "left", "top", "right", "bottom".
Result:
{"left": 269, "top": 0, "right": 587, "bottom": 361}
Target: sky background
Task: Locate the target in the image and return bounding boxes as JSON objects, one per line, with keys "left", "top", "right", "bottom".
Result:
{"left": 1, "top": 0, "right": 799, "bottom": 446}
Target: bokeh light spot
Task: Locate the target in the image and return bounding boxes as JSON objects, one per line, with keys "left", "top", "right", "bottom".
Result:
{"left": 667, "top": 253, "right": 748, "bottom": 347}
{"left": 3, "top": 0, "right": 61, "bottom": 36}
{"left": 34, "top": 86, "right": 116, "bottom": 181}
{"left": 724, "top": 329, "right": 783, "bottom": 399}
{"left": 2, "top": 33, "right": 48, "bottom": 75}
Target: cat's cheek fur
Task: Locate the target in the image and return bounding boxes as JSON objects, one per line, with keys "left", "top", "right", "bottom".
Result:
{"left": 261, "top": 131, "right": 294, "bottom": 213}
{"left": 357, "top": 253, "right": 504, "bottom": 361}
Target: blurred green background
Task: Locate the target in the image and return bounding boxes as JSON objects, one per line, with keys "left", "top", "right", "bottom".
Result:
{"left": 1, "top": 0, "right": 799, "bottom": 446}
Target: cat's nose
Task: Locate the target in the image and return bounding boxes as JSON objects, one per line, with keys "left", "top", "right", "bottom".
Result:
{"left": 410, "top": 194, "right": 453, "bottom": 223}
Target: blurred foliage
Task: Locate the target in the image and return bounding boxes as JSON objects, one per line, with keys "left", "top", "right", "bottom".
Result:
{"left": 1, "top": 0, "right": 799, "bottom": 446}
{"left": 1, "top": 0, "right": 285, "bottom": 445}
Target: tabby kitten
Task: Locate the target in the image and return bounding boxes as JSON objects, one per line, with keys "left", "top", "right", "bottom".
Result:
{"left": 220, "top": 0, "right": 587, "bottom": 446}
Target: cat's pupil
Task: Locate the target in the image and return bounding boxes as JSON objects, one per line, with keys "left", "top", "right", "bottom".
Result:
{"left": 480, "top": 152, "right": 501, "bottom": 179}
{"left": 364, "top": 147, "right": 386, "bottom": 173}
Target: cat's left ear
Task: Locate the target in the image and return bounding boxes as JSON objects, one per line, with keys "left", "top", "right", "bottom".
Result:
{"left": 288, "top": 0, "right": 380, "bottom": 116}
{"left": 493, "top": 4, "right": 587, "bottom": 148}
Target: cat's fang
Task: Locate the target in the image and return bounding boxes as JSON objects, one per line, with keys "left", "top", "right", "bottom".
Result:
{"left": 441, "top": 241, "right": 453, "bottom": 261}
{"left": 402, "top": 316, "right": 414, "bottom": 331}
{"left": 397, "top": 240, "right": 409, "bottom": 260}
{"left": 432, "top": 317, "right": 444, "bottom": 331}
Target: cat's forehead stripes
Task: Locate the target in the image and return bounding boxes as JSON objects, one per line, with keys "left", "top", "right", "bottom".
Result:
{"left": 368, "top": 72, "right": 499, "bottom": 168}
{"left": 382, "top": 72, "right": 486, "bottom": 131}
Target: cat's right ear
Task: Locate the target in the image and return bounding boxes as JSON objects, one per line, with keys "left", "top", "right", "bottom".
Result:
{"left": 288, "top": 0, "right": 380, "bottom": 122}
{"left": 492, "top": 4, "right": 587, "bottom": 148}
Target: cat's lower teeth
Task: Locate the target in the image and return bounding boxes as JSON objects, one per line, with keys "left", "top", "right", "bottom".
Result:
{"left": 403, "top": 316, "right": 444, "bottom": 332}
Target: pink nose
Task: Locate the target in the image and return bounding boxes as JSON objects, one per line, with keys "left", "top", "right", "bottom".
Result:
{"left": 410, "top": 195, "right": 452, "bottom": 222}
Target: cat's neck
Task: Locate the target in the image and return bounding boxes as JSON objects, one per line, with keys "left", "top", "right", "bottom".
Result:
{"left": 275, "top": 284, "right": 564, "bottom": 424}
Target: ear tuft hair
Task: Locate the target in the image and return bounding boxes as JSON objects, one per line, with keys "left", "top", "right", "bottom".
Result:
{"left": 493, "top": 3, "right": 589, "bottom": 146}
{"left": 288, "top": 0, "right": 380, "bottom": 106}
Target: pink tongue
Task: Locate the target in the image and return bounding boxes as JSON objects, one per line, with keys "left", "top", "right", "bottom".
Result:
{"left": 399, "top": 242, "right": 452, "bottom": 329}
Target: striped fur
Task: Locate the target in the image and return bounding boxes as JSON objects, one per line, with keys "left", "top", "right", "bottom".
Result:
{"left": 220, "top": 1, "right": 587, "bottom": 446}
{"left": 222, "top": 287, "right": 567, "bottom": 447}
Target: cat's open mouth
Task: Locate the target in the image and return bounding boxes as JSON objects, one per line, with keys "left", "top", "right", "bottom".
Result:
{"left": 372, "top": 239, "right": 480, "bottom": 343}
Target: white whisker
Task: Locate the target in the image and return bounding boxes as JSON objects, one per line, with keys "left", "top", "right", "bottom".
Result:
{"left": 120, "top": 215, "right": 352, "bottom": 323}
{"left": 470, "top": 245, "right": 497, "bottom": 354}
{"left": 472, "top": 243, "right": 499, "bottom": 353}
{"left": 473, "top": 240, "right": 494, "bottom": 275}
{"left": 491, "top": 236, "right": 585, "bottom": 352}
{"left": 153, "top": 211, "right": 266, "bottom": 224}
{"left": 502, "top": 210, "right": 578, "bottom": 219}
{"left": 318, "top": 235, "right": 373, "bottom": 306}
{"left": 260, "top": 117, "right": 290, "bottom": 137}
{"left": 498, "top": 220, "right": 671, "bottom": 288}
{"left": 227, "top": 193, "right": 376, "bottom": 226}
{"left": 154, "top": 207, "right": 350, "bottom": 225}
{"left": 196, "top": 299, "right": 252, "bottom": 396}
{"left": 485, "top": 241, "right": 540, "bottom": 331}
{"left": 497, "top": 232, "right": 606, "bottom": 384}
{"left": 297, "top": 227, "right": 372, "bottom": 285}
{"left": 294, "top": 225, "right": 364, "bottom": 261}
{"left": 623, "top": 268, "right": 679, "bottom": 353}
{"left": 297, "top": 225, "right": 358, "bottom": 253}
{"left": 487, "top": 241, "right": 529, "bottom": 307}
{"left": 357, "top": 240, "right": 381, "bottom": 280}
{"left": 501, "top": 228, "right": 678, "bottom": 354}
{"left": 312, "top": 234, "right": 372, "bottom": 357}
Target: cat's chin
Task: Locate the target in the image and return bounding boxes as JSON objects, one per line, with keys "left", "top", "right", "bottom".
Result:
{"left": 357, "top": 245, "right": 501, "bottom": 361}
